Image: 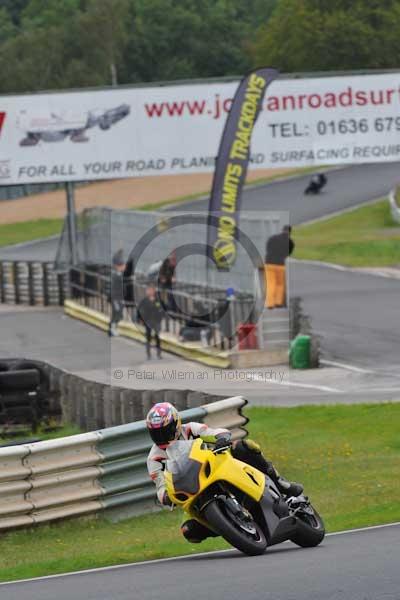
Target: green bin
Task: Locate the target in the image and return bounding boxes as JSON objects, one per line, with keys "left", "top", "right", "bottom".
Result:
{"left": 290, "top": 335, "right": 311, "bottom": 369}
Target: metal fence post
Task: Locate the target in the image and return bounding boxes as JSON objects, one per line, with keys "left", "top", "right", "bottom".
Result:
{"left": 13, "top": 262, "right": 20, "bottom": 304}
{"left": 58, "top": 272, "right": 65, "bottom": 305}
{"left": 66, "top": 182, "right": 78, "bottom": 266}
{"left": 28, "top": 262, "right": 35, "bottom": 305}
{"left": 0, "top": 262, "right": 4, "bottom": 303}
{"left": 42, "top": 263, "right": 49, "bottom": 306}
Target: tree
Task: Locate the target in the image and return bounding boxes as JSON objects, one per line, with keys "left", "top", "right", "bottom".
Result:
{"left": 21, "top": 0, "right": 81, "bottom": 30}
{"left": 0, "top": 26, "right": 68, "bottom": 93}
{"left": 1, "top": 0, "right": 30, "bottom": 25}
{"left": 121, "top": 0, "right": 263, "bottom": 84}
{"left": 0, "top": 8, "right": 15, "bottom": 45}
{"left": 0, "top": 0, "right": 132, "bottom": 92}
{"left": 250, "top": 0, "right": 400, "bottom": 72}
{"left": 0, "top": 0, "right": 279, "bottom": 93}
{"left": 77, "top": 0, "right": 131, "bottom": 86}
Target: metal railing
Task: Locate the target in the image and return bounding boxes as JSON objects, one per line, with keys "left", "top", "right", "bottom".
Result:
{"left": 0, "top": 396, "right": 248, "bottom": 530}
{"left": 69, "top": 265, "right": 259, "bottom": 350}
{"left": 0, "top": 182, "right": 65, "bottom": 202}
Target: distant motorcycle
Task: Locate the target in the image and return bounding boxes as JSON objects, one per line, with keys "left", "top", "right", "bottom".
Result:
{"left": 305, "top": 173, "right": 327, "bottom": 194}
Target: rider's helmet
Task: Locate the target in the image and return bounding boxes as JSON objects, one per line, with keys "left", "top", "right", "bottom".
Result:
{"left": 146, "top": 402, "right": 182, "bottom": 448}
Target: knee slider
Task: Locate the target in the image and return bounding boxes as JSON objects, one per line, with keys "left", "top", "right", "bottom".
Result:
{"left": 243, "top": 439, "right": 262, "bottom": 454}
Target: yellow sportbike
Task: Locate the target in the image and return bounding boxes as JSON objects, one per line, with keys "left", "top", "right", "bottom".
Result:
{"left": 165, "top": 439, "right": 325, "bottom": 556}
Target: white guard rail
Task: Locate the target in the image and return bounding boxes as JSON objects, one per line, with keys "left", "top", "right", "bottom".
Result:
{"left": 0, "top": 396, "right": 248, "bottom": 530}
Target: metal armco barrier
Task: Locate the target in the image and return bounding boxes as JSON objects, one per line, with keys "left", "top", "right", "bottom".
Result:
{"left": 0, "top": 181, "right": 67, "bottom": 202}
{"left": 0, "top": 397, "right": 248, "bottom": 530}
{"left": 0, "top": 261, "right": 68, "bottom": 306}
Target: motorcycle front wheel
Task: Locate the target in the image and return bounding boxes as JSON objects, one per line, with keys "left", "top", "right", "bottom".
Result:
{"left": 290, "top": 506, "right": 325, "bottom": 547}
{"left": 203, "top": 498, "right": 267, "bottom": 556}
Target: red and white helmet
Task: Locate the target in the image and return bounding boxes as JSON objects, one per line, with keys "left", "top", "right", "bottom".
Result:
{"left": 146, "top": 402, "right": 182, "bottom": 448}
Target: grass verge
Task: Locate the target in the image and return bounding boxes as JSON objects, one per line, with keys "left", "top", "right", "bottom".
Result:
{"left": 0, "top": 402, "right": 399, "bottom": 582}
{"left": 293, "top": 199, "right": 400, "bottom": 266}
{"left": 0, "top": 218, "right": 63, "bottom": 248}
{"left": 0, "top": 424, "right": 81, "bottom": 446}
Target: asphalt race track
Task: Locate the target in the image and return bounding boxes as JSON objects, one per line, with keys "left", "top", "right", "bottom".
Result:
{"left": 290, "top": 261, "right": 400, "bottom": 371}
{"left": 173, "top": 161, "right": 400, "bottom": 222}
{"left": 0, "top": 234, "right": 59, "bottom": 262}
{"left": 2, "top": 162, "right": 400, "bottom": 261}
{"left": 3, "top": 304, "right": 400, "bottom": 404}
{"left": 1, "top": 524, "right": 399, "bottom": 600}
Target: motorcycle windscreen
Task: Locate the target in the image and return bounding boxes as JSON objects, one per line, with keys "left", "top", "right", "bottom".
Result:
{"left": 166, "top": 440, "right": 202, "bottom": 495}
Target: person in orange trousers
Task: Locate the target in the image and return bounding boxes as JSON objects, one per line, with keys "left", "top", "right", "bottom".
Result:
{"left": 265, "top": 225, "right": 294, "bottom": 309}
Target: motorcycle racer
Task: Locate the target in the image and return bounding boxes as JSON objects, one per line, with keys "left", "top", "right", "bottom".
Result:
{"left": 146, "top": 402, "right": 303, "bottom": 543}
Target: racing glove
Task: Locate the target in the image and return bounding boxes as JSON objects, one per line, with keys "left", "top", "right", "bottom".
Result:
{"left": 213, "top": 433, "right": 232, "bottom": 453}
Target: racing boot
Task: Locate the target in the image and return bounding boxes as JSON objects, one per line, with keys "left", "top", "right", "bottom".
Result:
{"left": 275, "top": 476, "right": 304, "bottom": 498}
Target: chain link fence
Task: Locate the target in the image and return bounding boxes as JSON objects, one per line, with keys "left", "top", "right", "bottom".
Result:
{"left": 56, "top": 207, "right": 287, "bottom": 294}
{"left": 69, "top": 265, "right": 259, "bottom": 350}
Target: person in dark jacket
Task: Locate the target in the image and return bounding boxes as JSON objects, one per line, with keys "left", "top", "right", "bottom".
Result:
{"left": 109, "top": 249, "right": 126, "bottom": 336}
{"left": 265, "top": 225, "right": 294, "bottom": 309}
{"left": 158, "top": 252, "right": 176, "bottom": 312}
{"left": 137, "top": 285, "right": 164, "bottom": 359}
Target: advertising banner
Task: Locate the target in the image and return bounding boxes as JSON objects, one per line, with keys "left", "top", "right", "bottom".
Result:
{"left": 207, "top": 68, "right": 278, "bottom": 270}
{"left": 2, "top": 71, "right": 400, "bottom": 185}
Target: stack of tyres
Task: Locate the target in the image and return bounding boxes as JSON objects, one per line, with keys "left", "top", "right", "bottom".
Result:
{"left": 0, "top": 359, "right": 53, "bottom": 433}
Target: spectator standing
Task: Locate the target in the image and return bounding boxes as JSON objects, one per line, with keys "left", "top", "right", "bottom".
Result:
{"left": 123, "top": 256, "right": 135, "bottom": 305}
{"left": 109, "top": 249, "right": 126, "bottom": 336}
{"left": 265, "top": 225, "right": 294, "bottom": 309}
{"left": 159, "top": 252, "right": 176, "bottom": 312}
{"left": 138, "top": 285, "right": 163, "bottom": 359}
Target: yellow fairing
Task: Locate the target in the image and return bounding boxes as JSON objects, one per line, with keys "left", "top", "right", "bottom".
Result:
{"left": 165, "top": 439, "right": 265, "bottom": 520}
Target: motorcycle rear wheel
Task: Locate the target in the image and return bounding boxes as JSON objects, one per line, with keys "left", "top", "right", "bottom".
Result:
{"left": 291, "top": 507, "right": 325, "bottom": 547}
{"left": 203, "top": 498, "right": 267, "bottom": 556}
